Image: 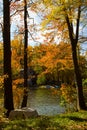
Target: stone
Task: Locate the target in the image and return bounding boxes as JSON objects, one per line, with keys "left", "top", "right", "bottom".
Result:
{"left": 9, "top": 107, "right": 38, "bottom": 120}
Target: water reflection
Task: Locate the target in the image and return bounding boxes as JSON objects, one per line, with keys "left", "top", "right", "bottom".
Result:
{"left": 27, "top": 88, "right": 65, "bottom": 115}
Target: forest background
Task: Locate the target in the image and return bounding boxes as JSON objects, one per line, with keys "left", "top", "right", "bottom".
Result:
{"left": 0, "top": 0, "right": 87, "bottom": 117}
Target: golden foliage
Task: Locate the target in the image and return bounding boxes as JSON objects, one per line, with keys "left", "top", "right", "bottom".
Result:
{"left": 60, "top": 83, "right": 76, "bottom": 104}
{"left": 13, "top": 85, "right": 24, "bottom": 109}
{"left": 36, "top": 43, "right": 73, "bottom": 73}
{"left": 13, "top": 78, "right": 24, "bottom": 108}
{"left": 0, "top": 75, "right": 9, "bottom": 88}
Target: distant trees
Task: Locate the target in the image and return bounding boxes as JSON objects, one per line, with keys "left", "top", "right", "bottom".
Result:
{"left": 29, "top": 42, "right": 74, "bottom": 85}
{"left": 11, "top": 36, "right": 24, "bottom": 78}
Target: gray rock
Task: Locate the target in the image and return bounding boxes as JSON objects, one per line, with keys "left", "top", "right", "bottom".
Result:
{"left": 9, "top": 107, "right": 38, "bottom": 120}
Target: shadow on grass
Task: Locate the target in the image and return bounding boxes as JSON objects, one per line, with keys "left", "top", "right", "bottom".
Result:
{"left": 61, "top": 115, "right": 87, "bottom": 122}
{"left": 68, "top": 116, "right": 87, "bottom": 122}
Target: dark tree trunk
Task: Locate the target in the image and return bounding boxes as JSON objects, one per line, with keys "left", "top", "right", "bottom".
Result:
{"left": 65, "top": 6, "right": 86, "bottom": 111}
{"left": 21, "top": 0, "right": 28, "bottom": 108}
{"left": 71, "top": 44, "right": 86, "bottom": 110}
{"left": 3, "top": 0, "right": 14, "bottom": 117}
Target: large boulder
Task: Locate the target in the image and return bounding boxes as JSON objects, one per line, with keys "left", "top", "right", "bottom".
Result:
{"left": 9, "top": 107, "right": 38, "bottom": 120}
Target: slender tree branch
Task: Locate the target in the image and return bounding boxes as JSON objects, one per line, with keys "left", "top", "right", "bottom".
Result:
{"left": 65, "top": 15, "right": 74, "bottom": 43}
{"left": 75, "top": 6, "right": 81, "bottom": 44}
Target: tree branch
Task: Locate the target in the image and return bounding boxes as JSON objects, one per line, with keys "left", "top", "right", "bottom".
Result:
{"left": 65, "top": 15, "right": 74, "bottom": 44}
{"left": 75, "top": 6, "right": 81, "bottom": 45}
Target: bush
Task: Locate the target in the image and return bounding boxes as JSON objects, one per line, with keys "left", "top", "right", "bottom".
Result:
{"left": 37, "top": 75, "right": 46, "bottom": 85}
{"left": 83, "top": 79, "right": 87, "bottom": 87}
{"left": 60, "top": 83, "right": 77, "bottom": 112}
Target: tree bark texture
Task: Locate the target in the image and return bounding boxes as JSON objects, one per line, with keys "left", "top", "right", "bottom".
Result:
{"left": 71, "top": 45, "right": 86, "bottom": 110}
{"left": 21, "top": 0, "right": 28, "bottom": 108}
{"left": 3, "top": 0, "right": 14, "bottom": 117}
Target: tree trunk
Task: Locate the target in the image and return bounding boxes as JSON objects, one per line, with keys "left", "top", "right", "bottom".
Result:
{"left": 3, "top": 0, "right": 14, "bottom": 117}
{"left": 21, "top": 0, "right": 28, "bottom": 108}
{"left": 65, "top": 6, "right": 86, "bottom": 110}
{"left": 71, "top": 44, "right": 86, "bottom": 110}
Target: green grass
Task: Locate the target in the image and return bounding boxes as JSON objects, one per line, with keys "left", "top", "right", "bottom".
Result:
{"left": 1, "top": 111, "right": 87, "bottom": 130}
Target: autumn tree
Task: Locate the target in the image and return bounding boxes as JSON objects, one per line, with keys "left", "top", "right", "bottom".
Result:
{"left": 29, "top": 42, "right": 73, "bottom": 85}
{"left": 11, "top": 36, "right": 24, "bottom": 78}
{"left": 3, "top": 0, "right": 14, "bottom": 117}
{"left": 65, "top": 4, "right": 86, "bottom": 111}
{"left": 34, "top": 0, "right": 87, "bottom": 110}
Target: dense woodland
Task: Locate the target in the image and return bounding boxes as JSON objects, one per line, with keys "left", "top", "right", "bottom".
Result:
{"left": 0, "top": 0, "right": 87, "bottom": 117}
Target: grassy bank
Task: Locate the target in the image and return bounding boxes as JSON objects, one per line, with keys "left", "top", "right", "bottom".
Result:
{"left": 0, "top": 111, "right": 87, "bottom": 130}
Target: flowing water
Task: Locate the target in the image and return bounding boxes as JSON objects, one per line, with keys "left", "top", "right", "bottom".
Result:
{"left": 27, "top": 88, "right": 65, "bottom": 115}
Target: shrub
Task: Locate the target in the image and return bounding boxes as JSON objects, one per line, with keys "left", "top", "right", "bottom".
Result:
{"left": 37, "top": 75, "right": 46, "bottom": 85}
{"left": 83, "top": 79, "right": 87, "bottom": 87}
{"left": 60, "top": 83, "right": 77, "bottom": 112}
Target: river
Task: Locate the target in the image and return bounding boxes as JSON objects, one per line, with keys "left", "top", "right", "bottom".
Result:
{"left": 27, "top": 87, "right": 65, "bottom": 115}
